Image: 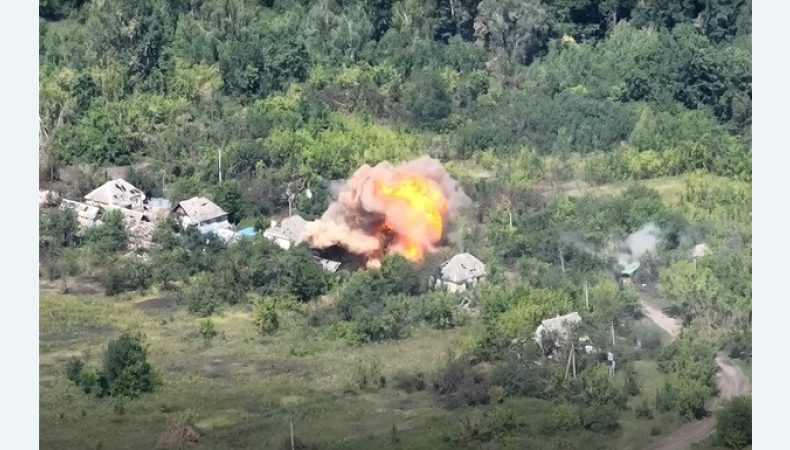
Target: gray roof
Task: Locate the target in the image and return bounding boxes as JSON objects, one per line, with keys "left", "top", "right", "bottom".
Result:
{"left": 535, "top": 312, "right": 582, "bottom": 342}
{"left": 175, "top": 197, "right": 228, "bottom": 224}
{"left": 264, "top": 215, "right": 310, "bottom": 243}
{"left": 84, "top": 179, "right": 145, "bottom": 208}
{"left": 692, "top": 243, "right": 711, "bottom": 258}
{"left": 441, "top": 253, "right": 486, "bottom": 283}
{"left": 620, "top": 261, "right": 640, "bottom": 276}
{"left": 59, "top": 199, "right": 101, "bottom": 225}
{"left": 314, "top": 256, "right": 341, "bottom": 273}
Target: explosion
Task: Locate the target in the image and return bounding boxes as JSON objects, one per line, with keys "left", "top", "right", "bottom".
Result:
{"left": 305, "top": 156, "right": 470, "bottom": 267}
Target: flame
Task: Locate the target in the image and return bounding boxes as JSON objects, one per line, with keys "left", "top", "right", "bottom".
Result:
{"left": 374, "top": 174, "right": 449, "bottom": 262}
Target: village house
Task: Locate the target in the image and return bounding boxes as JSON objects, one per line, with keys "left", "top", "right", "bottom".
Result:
{"left": 314, "top": 256, "right": 341, "bottom": 273}
{"left": 437, "top": 252, "right": 486, "bottom": 293}
{"left": 620, "top": 261, "right": 640, "bottom": 285}
{"left": 84, "top": 178, "right": 146, "bottom": 210}
{"left": 535, "top": 311, "right": 582, "bottom": 346}
{"left": 263, "top": 215, "right": 311, "bottom": 250}
{"left": 172, "top": 196, "right": 231, "bottom": 233}
{"left": 59, "top": 199, "right": 101, "bottom": 227}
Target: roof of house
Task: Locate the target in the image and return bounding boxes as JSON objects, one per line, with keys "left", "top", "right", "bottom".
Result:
{"left": 84, "top": 179, "right": 145, "bottom": 207}
{"left": 236, "top": 227, "right": 257, "bottom": 237}
{"left": 536, "top": 312, "right": 582, "bottom": 341}
{"left": 175, "top": 197, "right": 228, "bottom": 224}
{"left": 60, "top": 199, "right": 101, "bottom": 221}
{"left": 620, "top": 261, "right": 640, "bottom": 276}
{"left": 314, "top": 256, "right": 341, "bottom": 273}
{"left": 692, "top": 243, "right": 712, "bottom": 258}
{"left": 103, "top": 205, "right": 150, "bottom": 224}
{"left": 264, "top": 215, "right": 310, "bottom": 243}
{"left": 441, "top": 253, "right": 486, "bottom": 283}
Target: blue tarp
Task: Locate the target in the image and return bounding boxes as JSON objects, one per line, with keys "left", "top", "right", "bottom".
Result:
{"left": 237, "top": 227, "right": 256, "bottom": 237}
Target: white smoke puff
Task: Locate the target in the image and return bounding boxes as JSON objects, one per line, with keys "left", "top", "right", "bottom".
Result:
{"left": 617, "top": 223, "right": 661, "bottom": 266}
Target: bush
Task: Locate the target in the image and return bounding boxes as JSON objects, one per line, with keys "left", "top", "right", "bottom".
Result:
{"left": 433, "top": 352, "right": 491, "bottom": 409}
{"left": 101, "top": 333, "right": 159, "bottom": 398}
{"left": 633, "top": 323, "right": 663, "bottom": 352}
{"left": 716, "top": 397, "right": 751, "bottom": 449}
{"left": 413, "top": 293, "right": 456, "bottom": 329}
{"left": 635, "top": 398, "right": 654, "bottom": 419}
{"left": 253, "top": 297, "right": 279, "bottom": 336}
{"left": 103, "top": 258, "right": 153, "bottom": 296}
{"left": 198, "top": 319, "right": 217, "bottom": 343}
{"left": 347, "top": 357, "right": 385, "bottom": 392}
{"left": 655, "top": 382, "right": 677, "bottom": 413}
{"left": 185, "top": 273, "right": 222, "bottom": 317}
{"left": 68, "top": 333, "right": 159, "bottom": 399}
{"left": 392, "top": 371, "right": 426, "bottom": 393}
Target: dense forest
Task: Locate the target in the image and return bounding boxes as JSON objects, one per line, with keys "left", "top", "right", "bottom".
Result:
{"left": 39, "top": 1, "right": 751, "bottom": 449}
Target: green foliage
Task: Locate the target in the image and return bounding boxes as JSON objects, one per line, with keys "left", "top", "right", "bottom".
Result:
{"left": 252, "top": 296, "right": 280, "bottom": 336}
{"left": 716, "top": 396, "right": 752, "bottom": 449}
{"left": 100, "top": 333, "right": 159, "bottom": 398}
{"left": 40, "top": 208, "right": 79, "bottom": 249}
{"left": 198, "top": 318, "right": 217, "bottom": 343}
{"left": 401, "top": 69, "right": 452, "bottom": 128}
{"left": 184, "top": 272, "right": 222, "bottom": 317}
{"left": 84, "top": 210, "right": 128, "bottom": 256}
{"left": 347, "top": 357, "right": 385, "bottom": 392}
{"left": 102, "top": 258, "right": 153, "bottom": 296}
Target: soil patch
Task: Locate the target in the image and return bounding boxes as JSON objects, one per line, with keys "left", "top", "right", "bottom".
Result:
{"left": 136, "top": 296, "right": 178, "bottom": 313}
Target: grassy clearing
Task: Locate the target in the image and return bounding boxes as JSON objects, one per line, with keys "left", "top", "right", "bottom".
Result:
{"left": 40, "top": 286, "right": 687, "bottom": 450}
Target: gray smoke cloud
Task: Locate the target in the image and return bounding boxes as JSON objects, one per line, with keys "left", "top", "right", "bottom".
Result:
{"left": 616, "top": 223, "right": 661, "bottom": 267}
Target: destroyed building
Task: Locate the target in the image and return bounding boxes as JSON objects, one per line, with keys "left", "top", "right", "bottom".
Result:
{"left": 437, "top": 252, "right": 486, "bottom": 293}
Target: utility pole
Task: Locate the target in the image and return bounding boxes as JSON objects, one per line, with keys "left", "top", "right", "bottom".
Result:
{"left": 584, "top": 282, "right": 589, "bottom": 311}
{"left": 218, "top": 148, "right": 223, "bottom": 184}
{"left": 559, "top": 247, "right": 566, "bottom": 274}
{"left": 611, "top": 321, "right": 616, "bottom": 347}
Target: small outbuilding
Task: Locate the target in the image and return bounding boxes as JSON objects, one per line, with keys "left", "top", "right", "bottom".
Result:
{"left": 437, "top": 252, "right": 486, "bottom": 293}
{"left": 173, "top": 196, "right": 231, "bottom": 232}
{"left": 263, "top": 215, "right": 311, "bottom": 250}
{"left": 620, "top": 261, "right": 640, "bottom": 285}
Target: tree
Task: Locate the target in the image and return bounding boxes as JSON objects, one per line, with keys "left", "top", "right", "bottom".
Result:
{"left": 53, "top": 249, "right": 81, "bottom": 293}
{"left": 279, "top": 246, "right": 331, "bottom": 302}
{"left": 85, "top": 209, "right": 129, "bottom": 257}
{"left": 400, "top": 69, "right": 452, "bottom": 128}
{"left": 40, "top": 208, "right": 79, "bottom": 249}
{"left": 477, "top": 0, "right": 549, "bottom": 65}
{"left": 716, "top": 396, "right": 752, "bottom": 449}
{"left": 659, "top": 259, "right": 720, "bottom": 324}
{"left": 252, "top": 295, "right": 280, "bottom": 335}
{"left": 100, "top": 333, "right": 159, "bottom": 398}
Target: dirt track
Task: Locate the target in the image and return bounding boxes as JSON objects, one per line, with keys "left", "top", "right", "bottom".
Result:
{"left": 639, "top": 291, "right": 751, "bottom": 450}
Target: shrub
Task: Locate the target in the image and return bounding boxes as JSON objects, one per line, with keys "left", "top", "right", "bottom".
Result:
{"left": 101, "top": 333, "right": 159, "bottom": 398}
{"left": 347, "top": 357, "right": 385, "bottom": 392}
{"left": 393, "top": 371, "right": 426, "bottom": 393}
{"left": 103, "top": 258, "right": 153, "bottom": 296}
{"left": 413, "top": 293, "right": 456, "bottom": 329}
{"left": 198, "top": 319, "right": 217, "bottom": 343}
{"left": 633, "top": 323, "right": 663, "bottom": 352}
{"left": 716, "top": 397, "right": 751, "bottom": 449}
{"left": 185, "top": 273, "right": 221, "bottom": 317}
{"left": 433, "top": 352, "right": 491, "bottom": 409}
{"left": 253, "top": 297, "right": 279, "bottom": 336}
{"left": 66, "top": 358, "right": 85, "bottom": 383}
{"left": 635, "top": 398, "right": 654, "bottom": 419}
{"left": 655, "top": 382, "right": 677, "bottom": 413}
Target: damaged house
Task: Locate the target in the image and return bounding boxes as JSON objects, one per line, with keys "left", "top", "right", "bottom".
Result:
{"left": 59, "top": 199, "right": 101, "bottom": 227}
{"left": 84, "top": 178, "right": 146, "bottom": 210}
{"left": 437, "top": 253, "right": 486, "bottom": 293}
{"left": 173, "top": 196, "right": 232, "bottom": 234}
{"left": 263, "top": 215, "right": 311, "bottom": 250}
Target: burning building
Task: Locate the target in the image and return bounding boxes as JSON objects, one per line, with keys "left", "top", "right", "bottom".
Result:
{"left": 304, "top": 156, "right": 471, "bottom": 268}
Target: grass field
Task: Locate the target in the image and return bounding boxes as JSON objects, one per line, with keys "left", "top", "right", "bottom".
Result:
{"left": 41, "top": 284, "right": 687, "bottom": 450}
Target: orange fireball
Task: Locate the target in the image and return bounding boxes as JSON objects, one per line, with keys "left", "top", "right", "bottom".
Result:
{"left": 374, "top": 174, "right": 449, "bottom": 262}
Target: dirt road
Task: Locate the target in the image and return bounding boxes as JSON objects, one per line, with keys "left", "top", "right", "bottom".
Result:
{"left": 639, "top": 291, "right": 751, "bottom": 450}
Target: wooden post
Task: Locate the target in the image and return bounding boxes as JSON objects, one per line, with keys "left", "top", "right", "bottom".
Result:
{"left": 584, "top": 282, "right": 589, "bottom": 311}
{"left": 290, "top": 417, "right": 294, "bottom": 450}
{"left": 559, "top": 248, "right": 566, "bottom": 274}
{"left": 218, "top": 148, "right": 222, "bottom": 184}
